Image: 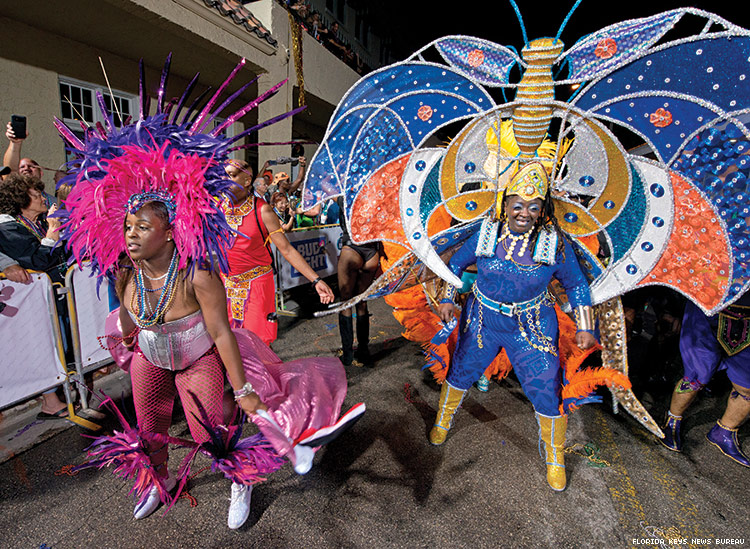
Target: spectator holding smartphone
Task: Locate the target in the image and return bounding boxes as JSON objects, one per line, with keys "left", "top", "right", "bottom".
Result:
{"left": 4, "top": 119, "right": 54, "bottom": 203}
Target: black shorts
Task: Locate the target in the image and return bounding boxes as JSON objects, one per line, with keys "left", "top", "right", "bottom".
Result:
{"left": 343, "top": 241, "right": 379, "bottom": 263}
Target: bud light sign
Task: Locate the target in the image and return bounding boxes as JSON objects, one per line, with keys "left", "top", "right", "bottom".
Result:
{"left": 273, "top": 226, "right": 343, "bottom": 290}
{"left": 290, "top": 237, "right": 328, "bottom": 277}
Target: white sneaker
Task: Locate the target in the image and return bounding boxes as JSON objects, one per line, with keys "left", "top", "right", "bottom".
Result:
{"left": 227, "top": 482, "right": 253, "bottom": 530}
{"left": 133, "top": 472, "right": 176, "bottom": 520}
{"left": 292, "top": 444, "right": 314, "bottom": 475}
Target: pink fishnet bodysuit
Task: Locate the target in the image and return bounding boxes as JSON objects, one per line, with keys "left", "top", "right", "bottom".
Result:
{"left": 130, "top": 347, "right": 225, "bottom": 445}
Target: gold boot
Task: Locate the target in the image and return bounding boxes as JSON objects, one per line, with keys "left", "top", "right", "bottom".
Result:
{"left": 536, "top": 412, "right": 567, "bottom": 491}
{"left": 429, "top": 383, "right": 467, "bottom": 445}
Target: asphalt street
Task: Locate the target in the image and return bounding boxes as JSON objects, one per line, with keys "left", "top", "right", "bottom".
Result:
{"left": 0, "top": 296, "right": 748, "bottom": 549}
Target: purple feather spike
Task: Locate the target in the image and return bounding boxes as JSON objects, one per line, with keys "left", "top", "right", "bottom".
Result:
{"left": 194, "top": 76, "right": 260, "bottom": 134}
{"left": 157, "top": 53, "right": 172, "bottom": 114}
{"left": 142, "top": 95, "right": 151, "bottom": 120}
{"left": 227, "top": 105, "right": 306, "bottom": 146}
{"left": 95, "top": 91, "right": 113, "bottom": 133}
{"left": 164, "top": 97, "right": 179, "bottom": 119}
{"left": 54, "top": 117, "right": 85, "bottom": 150}
{"left": 180, "top": 86, "right": 212, "bottom": 126}
{"left": 94, "top": 121, "right": 107, "bottom": 140}
{"left": 170, "top": 71, "right": 201, "bottom": 125}
{"left": 138, "top": 59, "right": 147, "bottom": 120}
{"left": 212, "top": 79, "right": 288, "bottom": 136}
{"left": 190, "top": 58, "right": 246, "bottom": 134}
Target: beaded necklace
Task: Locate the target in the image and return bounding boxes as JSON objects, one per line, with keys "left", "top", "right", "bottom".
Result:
{"left": 16, "top": 214, "right": 46, "bottom": 241}
{"left": 500, "top": 238, "right": 541, "bottom": 271}
{"left": 141, "top": 270, "right": 169, "bottom": 282}
{"left": 131, "top": 249, "right": 180, "bottom": 328}
{"left": 499, "top": 223, "right": 532, "bottom": 260}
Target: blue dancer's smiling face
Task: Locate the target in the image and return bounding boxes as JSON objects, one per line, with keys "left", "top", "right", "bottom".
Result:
{"left": 505, "top": 195, "right": 542, "bottom": 233}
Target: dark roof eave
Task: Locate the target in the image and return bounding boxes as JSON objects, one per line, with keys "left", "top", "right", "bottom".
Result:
{"left": 201, "top": 0, "right": 278, "bottom": 48}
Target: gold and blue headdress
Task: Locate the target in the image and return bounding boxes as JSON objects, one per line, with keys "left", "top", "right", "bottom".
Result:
{"left": 504, "top": 162, "right": 549, "bottom": 202}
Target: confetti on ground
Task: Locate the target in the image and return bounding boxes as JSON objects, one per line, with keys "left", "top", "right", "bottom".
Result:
{"left": 565, "top": 442, "right": 610, "bottom": 468}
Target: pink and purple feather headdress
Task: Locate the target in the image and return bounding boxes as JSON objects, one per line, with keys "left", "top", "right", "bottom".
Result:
{"left": 55, "top": 55, "right": 306, "bottom": 276}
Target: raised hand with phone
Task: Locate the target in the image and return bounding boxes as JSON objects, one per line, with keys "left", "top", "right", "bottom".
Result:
{"left": 4, "top": 116, "right": 31, "bottom": 178}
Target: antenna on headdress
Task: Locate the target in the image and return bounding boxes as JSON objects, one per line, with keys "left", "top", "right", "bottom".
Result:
{"left": 98, "top": 56, "right": 123, "bottom": 126}
{"left": 508, "top": 0, "right": 528, "bottom": 46}
{"left": 556, "top": 0, "right": 583, "bottom": 41}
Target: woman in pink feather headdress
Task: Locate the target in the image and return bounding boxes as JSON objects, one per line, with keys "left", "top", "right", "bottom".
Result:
{"left": 60, "top": 58, "right": 364, "bottom": 530}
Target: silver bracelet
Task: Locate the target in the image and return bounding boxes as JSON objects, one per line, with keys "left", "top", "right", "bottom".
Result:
{"left": 233, "top": 382, "right": 255, "bottom": 400}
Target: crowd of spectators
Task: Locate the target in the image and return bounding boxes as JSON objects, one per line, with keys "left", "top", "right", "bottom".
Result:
{"left": 0, "top": 119, "right": 73, "bottom": 418}
{"left": 254, "top": 145, "right": 339, "bottom": 230}
{"left": 284, "top": 1, "right": 368, "bottom": 75}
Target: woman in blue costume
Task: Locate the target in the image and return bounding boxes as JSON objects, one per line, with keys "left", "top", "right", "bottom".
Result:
{"left": 433, "top": 161, "right": 597, "bottom": 491}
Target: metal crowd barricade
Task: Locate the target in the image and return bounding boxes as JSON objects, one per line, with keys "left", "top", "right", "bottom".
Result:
{"left": 0, "top": 271, "right": 98, "bottom": 429}
{"left": 63, "top": 264, "right": 114, "bottom": 413}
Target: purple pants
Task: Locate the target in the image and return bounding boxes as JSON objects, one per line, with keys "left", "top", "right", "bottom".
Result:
{"left": 680, "top": 302, "right": 750, "bottom": 389}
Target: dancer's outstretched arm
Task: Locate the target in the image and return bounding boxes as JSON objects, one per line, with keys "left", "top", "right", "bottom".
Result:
{"left": 193, "top": 267, "right": 267, "bottom": 415}
{"left": 260, "top": 203, "right": 335, "bottom": 304}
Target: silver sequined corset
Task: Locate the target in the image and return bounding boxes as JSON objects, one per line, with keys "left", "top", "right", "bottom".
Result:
{"left": 136, "top": 309, "right": 214, "bottom": 371}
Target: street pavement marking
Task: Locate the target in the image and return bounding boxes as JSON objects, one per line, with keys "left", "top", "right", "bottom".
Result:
{"left": 596, "top": 411, "right": 716, "bottom": 549}
{"left": 631, "top": 424, "right": 714, "bottom": 546}
{"left": 593, "top": 412, "right": 649, "bottom": 539}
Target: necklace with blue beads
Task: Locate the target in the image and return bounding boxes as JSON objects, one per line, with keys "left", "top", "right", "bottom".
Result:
{"left": 131, "top": 249, "right": 180, "bottom": 328}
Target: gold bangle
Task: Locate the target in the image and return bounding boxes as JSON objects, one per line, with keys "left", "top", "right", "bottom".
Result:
{"left": 574, "top": 305, "right": 595, "bottom": 332}
{"left": 443, "top": 284, "right": 457, "bottom": 303}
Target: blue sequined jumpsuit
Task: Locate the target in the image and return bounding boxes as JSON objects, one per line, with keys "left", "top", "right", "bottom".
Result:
{"left": 446, "top": 228, "right": 592, "bottom": 415}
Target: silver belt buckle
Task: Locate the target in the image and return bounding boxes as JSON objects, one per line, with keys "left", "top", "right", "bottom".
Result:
{"left": 500, "top": 302, "right": 515, "bottom": 316}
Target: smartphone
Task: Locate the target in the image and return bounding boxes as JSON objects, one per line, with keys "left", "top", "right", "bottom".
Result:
{"left": 10, "top": 115, "right": 26, "bottom": 139}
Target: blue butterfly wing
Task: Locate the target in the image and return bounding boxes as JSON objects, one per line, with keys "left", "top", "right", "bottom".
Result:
{"left": 433, "top": 36, "right": 519, "bottom": 87}
{"left": 572, "top": 35, "right": 750, "bottom": 164}
{"left": 304, "top": 62, "right": 494, "bottom": 216}
{"left": 565, "top": 10, "right": 682, "bottom": 82}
